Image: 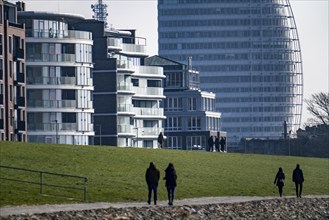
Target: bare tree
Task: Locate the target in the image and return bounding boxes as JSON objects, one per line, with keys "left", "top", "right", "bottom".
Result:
{"left": 304, "top": 92, "right": 329, "bottom": 126}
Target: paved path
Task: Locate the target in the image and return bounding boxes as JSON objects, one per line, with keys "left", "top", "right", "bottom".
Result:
{"left": 1, "top": 195, "right": 328, "bottom": 217}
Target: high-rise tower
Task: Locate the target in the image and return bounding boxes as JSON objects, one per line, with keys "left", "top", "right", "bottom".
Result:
{"left": 158, "top": 0, "right": 303, "bottom": 144}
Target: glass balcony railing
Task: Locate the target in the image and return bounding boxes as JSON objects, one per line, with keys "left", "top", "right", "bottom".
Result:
{"left": 27, "top": 53, "right": 75, "bottom": 62}
{"left": 117, "top": 124, "right": 133, "bottom": 133}
{"left": 117, "top": 82, "right": 133, "bottom": 91}
{"left": 122, "top": 44, "right": 147, "bottom": 55}
{"left": 117, "top": 104, "right": 133, "bottom": 112}
{"left": 132, "top": 87, "right": 163, "bottom": 96}
{"left": 27, "top": 76, "right": 76, "bottom": 85}
{"left": 136, "top": 127, "right": 164, "bottom": 136}
{"left": 116, "top": 60, "right": 133, "bottom": 70}
{"left": 26, "top": 29, "right": 92, "bottom": 40}
{"left": 28, "top": 122, "right": 93, "bottom": 132}
{"left": 107, "top": 38, "right": 122, "bottom": 49}
{"left": 28, "top": 100, "right": 76, "bottom": 108}
{"left": 135, "top": 66, "right": 163, "bottom": 75}
{"left": 133, "top": 107, "right": 164, "bottom": 116}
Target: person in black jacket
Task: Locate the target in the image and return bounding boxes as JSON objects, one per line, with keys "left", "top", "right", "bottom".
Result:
{"left": 274, "top": 167, "right": 285, "bottom": 197}
{"left": 164, "top": 163, "right": 177, "bottom": 206}
{"left": 292, "top": 164, "right": 304, "bottom": 198}
{"left": 215, "top": 137, "right": 220, "bottom": 152}
{"left": 208, "top": 136, "right": 214, "bottom": 152}
{"left": 145, "top": 162, "right": 160, "bottom": 205}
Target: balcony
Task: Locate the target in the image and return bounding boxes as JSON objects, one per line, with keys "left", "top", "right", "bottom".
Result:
{"left": 117, "top": 82, "right": 133, "bottom": 92}
{"left": 117, "top": 104, "right": 133, "bottom": 113}
{"left": 27, "top": 76, "right": 76, "bottom": 85}
{"left": 132, "top": 87, "right": 164, "bottom": 97}
{"left": 117, "top": 124, "right": 133, "bottom": 134}
{"left": 15, "top": 97, "right": 26, "bottom": 108}
{"left": 116, "top": 60, "right": 134, "bottom": 72}
{"left": 107, "top": 38, "right": 122, "bottom": 51}
{"left": 17, "top": 121, "right": 26, "bottom": 131}
{"left": 28, "top": 100, "right": 76, "bottom": 108}
{"left": 133, "top": 107, "right": 164, "bottom": 116}
{"left": 27, "top": 53, "right": 75, "bottom": 63}
{"left": 13, "top": 48, "right": 24, "bottom": 61}
{"left": 135, "top": 66, "right": 163, "bottom": 76}
{"left": 16, "top": 72, "right": 25, "bottom": 83}
{"left": 135, "top": 127, "right": 164, "bottom": 136}
{"left": 0, "top": 94, "right": 3, "bottom": 105}
{"left": 121, "top": 43, "right": 147, "bottom": 56}
{"left": 26, "top": 30, "right": 92, "bottom": 40}
{"left": 28, "top": 122, "right": 77, "bottom": 131}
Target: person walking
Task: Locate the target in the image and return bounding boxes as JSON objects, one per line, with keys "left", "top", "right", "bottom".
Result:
{"left": 164, "top": 163, "right": 177, "bottom": 206}
{"left": 274, "top": 167, "right": 285, "bottom": 197}
{"left": 208, "top": 136, "right": 214, "bottom": 152}
{"left": 220, "top": 137, "right": 226, "bottom": 152}
{"left": 292, "top": 164, "right": 304, "bottom": 198}
{"left": 215, "top": 137, "right": 220, "bottom": 152}
{"left": 145, "top": 162, "right": 160, "bottom": 205}
{"left": 158, "top": 132, "right": 164, "bottom": 148}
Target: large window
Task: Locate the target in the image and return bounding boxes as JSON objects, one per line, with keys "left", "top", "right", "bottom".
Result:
{"left": 188, "top": 117, "right": 201, "bottom": 130}
{"left": 188, "top": 97, "right": 197, "bottom": 111}
{"left": 166, "top": 97, "right": 182, "bottom": 111}
{"left": 165, "top": 117, "right": 182, "bottom": 131}
{"left": 166, "top": 136, "right": 182, "bottom": 150}
{"left": 166, "top": 72, "right": 182, "bottom": 87}
{"left": 186, "top": 135, "right": 206, "bottom": 150}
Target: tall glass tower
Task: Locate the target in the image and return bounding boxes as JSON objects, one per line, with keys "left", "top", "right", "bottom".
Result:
{"left": 158, "top": 0, "right": 303, "bottom": 143}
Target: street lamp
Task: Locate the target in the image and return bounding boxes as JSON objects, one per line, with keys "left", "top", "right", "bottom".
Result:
{"left": 53, "top": 120, "right": 58, "bottom": 144}
{"left": 95, "top": 124, "right": 102, "bottom": 145}
{"left": 288, "top": 130, "right": 292, "bottom": 156}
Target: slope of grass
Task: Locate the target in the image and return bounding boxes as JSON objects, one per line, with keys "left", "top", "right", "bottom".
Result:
{"left": 0, "top": 141, "right": 328, "bottom": 206}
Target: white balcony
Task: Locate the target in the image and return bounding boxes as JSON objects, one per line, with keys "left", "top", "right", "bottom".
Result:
{"left": 27, "top": 53, "right": 75, "bottom": 62}
{"left": 135, "top": 66, "right": 164, "bottom": 76}
{"left": 133, "top": 107, "right": 164, "bottom": 116}
{"left": 27, "top": 76, "right": 76, "bottom": 85}
{"left": 116, "top": 60, "right": 134, "bottom": 72}
{"left": 107, "top": 38, "right": 122, "bottom": 50}
{"left": 132, "top": 87, "right": 164, "bottom": 97}
{"left": 117, "top": 124, "right": 133, "bottom": 134}
{"left": 117, "top": 104, "right": 133, "bottom": 113}
{"left": 26, "top": 29, "right": 92, "bottom": 40}
{"left": 28, "top": 100, "right": 76, "bottom": 108}
{"left": 121, "top": 44, "right": 147, "bottom": 56}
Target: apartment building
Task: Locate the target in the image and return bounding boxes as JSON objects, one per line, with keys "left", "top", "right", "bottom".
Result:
{"left": 74, "top": 20, "right": 165, "bottom": 148}
{"left": 146, "top": 56, "right": 223, "bottom": 150}
{"left": 0, "top": 0, "right": 26, "bottom": 141}
{"left": 18, "top": 11, "right": 95, "bottom": 145}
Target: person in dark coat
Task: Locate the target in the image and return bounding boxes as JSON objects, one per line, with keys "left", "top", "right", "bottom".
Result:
{"left": 274, "top": 167, "right": 285, "bottom": 197}
{"left": 164, "top": 163, "right": 177, "bottom": 205}
{"left": 158, "top": 132, "right": 164, "bottom": 148}
{"left": 292, "top": 164, "right": 304, "bottom": 198}
{"left": 208, "top": 136, "right": 214, "bottom": 152}
{"left": 145, "top": 162, "right": 160, "bottom": 205}
{"left": 215, "top": 137, "right": 220, "bottom": 152}
{"left": 220, "top": 137, "right": 226, "bottom": 152}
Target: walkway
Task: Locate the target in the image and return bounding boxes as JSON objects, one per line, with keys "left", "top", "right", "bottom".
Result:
{"left": 1, "top": 195, "right": 328, "bottom": 217}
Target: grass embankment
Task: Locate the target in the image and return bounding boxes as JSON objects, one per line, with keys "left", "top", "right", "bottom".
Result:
{"left": 0, "top": 141, "right": 328, "bottom": 206}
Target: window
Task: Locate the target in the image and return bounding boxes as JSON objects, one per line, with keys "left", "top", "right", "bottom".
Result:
{"left": 188, "top": 97, "right": 197, "bottom": 111}
{"left": 166, "top": 136, "right": 182, "bottom": 150}
{"left": 186, "top": 135, "right": 205, "bottom": 150}
{"left": 8, "top": 36, "right": 12, "bottom": 53}
{"left": 165, "top": 117, "right": 182, "bottom": 131}
{"left": 188, "top": 117, "right": 201, "bottom": 130}
{"left": 62, "top": 113, "right": 76, "bottom": 123}
{"left": 132, "top": 78, "right": 139, "bottom": 86}
{"left": 166, "top": 97, "right": 182, "bottom": 111}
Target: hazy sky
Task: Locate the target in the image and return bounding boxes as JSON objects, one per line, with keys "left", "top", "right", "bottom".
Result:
{"left": 19, "top": 0, "right": 329, "bottom": 126}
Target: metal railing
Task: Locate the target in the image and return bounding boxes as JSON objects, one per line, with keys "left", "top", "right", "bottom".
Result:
{"left": 0, "top": 165, "right": 88, "bottom": 201}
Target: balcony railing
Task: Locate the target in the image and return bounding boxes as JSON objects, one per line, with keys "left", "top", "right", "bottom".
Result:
{"left": 135, "top": 127, "right": 164, "bottom": 136}
{"left": 133, "top": 107, "right": 164, "bottom": 116}
{"left": 117, "top": 125, "right": 132, "bottom": 133}
{"left": 28, "top": 122, "right": 77, "bottom": 131}
{"left": 116, "top": 60, "right": 133, "bottom": 70}
{"left": 26, "top": 30, "right": 92, "bottom": 40}
{"left": 117, "top": 83, "right": 133, "bottom": 91}
{"left": 27, "top": 76, "right": 76, "bottom": 85}
{"left": 107, "top": 38, "right": 122, "bottom": 50}
{"left": 135, "top": 66, "right": 163, "bottom": 75}
{"left": 132, "top": 87, "right": 163, "bottom": 97}
{"left": 27, "top": 53, "right": 75, "bottom": 62}
{"left": 121, "top": 44, "right": 146, "bottom": 55}
{"left": 28, "top": 100, "right": 76, "bottom": 108}
{"left": 117, "top": 104, "right": 133, "bottom": 113}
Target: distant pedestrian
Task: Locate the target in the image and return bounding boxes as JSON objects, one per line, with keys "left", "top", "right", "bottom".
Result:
{"left": 274, "top": 167, "right": 285, "bottom": 197}
{"left": 220, "top": 137, "right": 226, "bottom": 152}
{"left": 158, "top": 132, "right": 164, "bottom": 148}
{"left": 292, "top": 164, "right": 304, "bottom": 198}
{"left": 215, "top": 137, "right": 220, "bottom": 152}
{"left": 145, "top": 162, "right": 160, "bottom": 205}
{"left": 164, "top": 163, "right": 177, "bottom": 206}
{"left": 208, "top": 136, "right": 214, "bottom": 152}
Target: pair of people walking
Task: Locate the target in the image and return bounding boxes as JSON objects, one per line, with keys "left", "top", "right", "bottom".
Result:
{"left": 273, "top": 164, "right": 304, "bottom": 197}
{"left": 145, "top": 162, "right": 177, "bottom": 205}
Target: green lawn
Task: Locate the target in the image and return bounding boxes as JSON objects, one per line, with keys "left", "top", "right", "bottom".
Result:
{"left": 0, "top": 141, "right": 328, "bottom": 206}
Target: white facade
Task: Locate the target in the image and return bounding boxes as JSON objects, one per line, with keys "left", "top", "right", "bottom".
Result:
{"left": 19, "top": 12, "right": 95, "bottom": 145}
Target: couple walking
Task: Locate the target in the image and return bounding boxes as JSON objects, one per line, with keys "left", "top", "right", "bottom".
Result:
{"left": 145, "top": 162, "right": 177, "bottom": 205}
{"left": 274, "top": 164, "right": 304, "bottom": 197}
